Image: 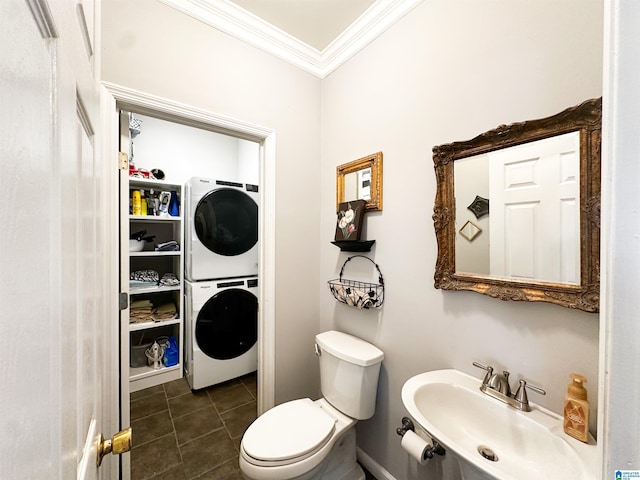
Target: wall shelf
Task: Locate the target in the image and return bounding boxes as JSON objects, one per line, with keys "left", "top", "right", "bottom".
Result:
{"left": 331, "top": 240, "right": 375, "bottom": 252}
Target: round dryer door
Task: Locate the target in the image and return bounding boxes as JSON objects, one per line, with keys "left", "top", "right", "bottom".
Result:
{"left": 195, "top": 289, "right": 258, "bottom": 360}
{"left": 194, "top": 188, "right": 258, "bottom": 256}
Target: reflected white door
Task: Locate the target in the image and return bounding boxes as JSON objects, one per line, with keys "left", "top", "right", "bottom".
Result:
{"left": 1, "top": 1, "right": 119, "bottom": 479}
{"left": 489, "top": 132, "right": 580, "bottom": 284}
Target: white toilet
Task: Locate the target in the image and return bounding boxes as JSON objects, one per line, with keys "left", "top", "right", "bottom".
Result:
{"left": 239, "top": 330, "right": 385, "bottom": 480}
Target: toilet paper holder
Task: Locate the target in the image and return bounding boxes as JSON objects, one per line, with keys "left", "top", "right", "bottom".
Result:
{"left": 396, "top": 417, "right": 446, "bottom": 458}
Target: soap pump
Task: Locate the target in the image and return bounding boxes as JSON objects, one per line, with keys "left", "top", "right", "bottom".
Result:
{"left": 563, "top": 373, "right": 589, "bottom": 443}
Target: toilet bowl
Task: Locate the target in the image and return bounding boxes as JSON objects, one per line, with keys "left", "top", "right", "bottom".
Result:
{"left": 239, "top": 331, "right": 384, "bottom": 480}
{"left": 240, "top": 398, "right": 360, "bottom": 480}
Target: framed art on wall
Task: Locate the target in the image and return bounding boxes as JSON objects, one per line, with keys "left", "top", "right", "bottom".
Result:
{"left": 335, "top": 200, "right": 366, "bottom": 241}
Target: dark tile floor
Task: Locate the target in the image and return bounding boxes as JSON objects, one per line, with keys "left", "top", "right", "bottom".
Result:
{"left": 130, "top": 372, "right": 257, "bottom": 479}
{"left": 130, "top": 372, "right": 377, "bottom": 480}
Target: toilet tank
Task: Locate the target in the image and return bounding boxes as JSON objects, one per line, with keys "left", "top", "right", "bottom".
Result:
{"left": 315, "top": 331, "right": 384, "bottom": 420}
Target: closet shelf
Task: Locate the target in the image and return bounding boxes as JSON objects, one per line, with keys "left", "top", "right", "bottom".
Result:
{"left": 130, "top": 215, "right": 182, "bottom": 222}
{"left": 129, "top": 285, "right": 181, "bottom": 295}
{"left": 129, "top": 363, "right": 181, "bottom": 382}
{"left": 130, "top": 251, "right": 181, "bottom": 257}
{"left": 125, "top": 128, "right": 184, "bottom": 394}
{"left": 129, "top": 178, "right": 181, "bottom": 190}
{"left": 129, "top": 318, "right": 181, "bottom": 332}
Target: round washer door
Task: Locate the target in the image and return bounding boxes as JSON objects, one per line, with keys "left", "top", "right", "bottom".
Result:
{"left": 194, "top": 188, "right": 258, "bottom": 256}
{"left": 195, "top": 289, "right": 258, "bottom": 360}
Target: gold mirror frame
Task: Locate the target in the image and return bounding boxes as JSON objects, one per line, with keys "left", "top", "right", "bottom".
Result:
{"left": 432, "top": 98, "right": 601, "bottom": 312}
{"left": 337, "top": 152, "right": 383, "bottom": 212}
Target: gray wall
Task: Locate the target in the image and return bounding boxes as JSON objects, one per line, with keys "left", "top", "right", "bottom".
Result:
{"left": 319, "top": 1, "right": 602, "bottom": 478}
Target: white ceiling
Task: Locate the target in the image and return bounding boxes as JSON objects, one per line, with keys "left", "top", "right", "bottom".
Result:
{"left": 159, "top": 0, "right": 424, "bottom": 78}
{"left": 229, "top": 0, "right": 377, "bottom": 51}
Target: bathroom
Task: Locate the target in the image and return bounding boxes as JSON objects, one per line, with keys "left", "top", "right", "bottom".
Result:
{"left": 4, "top": 0, "right": 637, "bottom": 478}
{"left": 106, "top": 1, "right": 603, "bottom": 477}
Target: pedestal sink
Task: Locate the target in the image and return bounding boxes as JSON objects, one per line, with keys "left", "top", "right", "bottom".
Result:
{"left": 401, "top": 369, "right": 598, "bottom": 480}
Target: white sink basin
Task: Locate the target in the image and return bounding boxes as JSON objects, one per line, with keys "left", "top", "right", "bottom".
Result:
{"left": 401, "top": 369, "right": 598, "bottom": 480}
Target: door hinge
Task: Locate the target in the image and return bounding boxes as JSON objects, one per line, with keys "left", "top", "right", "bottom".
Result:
{"left": 119, "top": 292, "right": 128, "bottom": 310}
{"left": 118, "top": 152, "right": 128, "bottom": 170}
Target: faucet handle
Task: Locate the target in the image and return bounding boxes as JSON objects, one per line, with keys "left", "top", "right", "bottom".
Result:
{"left": 472, "top": 362, "right": 494, "bottom": 385}
{"left": 514, "top": 379, "right": 546, "bottom": 410}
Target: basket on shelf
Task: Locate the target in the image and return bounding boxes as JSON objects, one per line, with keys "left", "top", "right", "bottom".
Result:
{"left": 328, "top": 255, "right": 384, "bottom": 309}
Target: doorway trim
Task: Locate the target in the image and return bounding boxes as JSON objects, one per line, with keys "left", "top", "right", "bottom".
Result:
{"left": 101, "top": 82, "right": 276, "bottom": 416}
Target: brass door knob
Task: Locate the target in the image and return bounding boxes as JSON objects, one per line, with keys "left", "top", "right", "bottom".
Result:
{"left": 97, "top": 428, "right": 132, "bottom": 467}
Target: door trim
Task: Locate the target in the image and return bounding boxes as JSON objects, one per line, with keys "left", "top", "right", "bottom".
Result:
{"left": 101, "top": 82, "right": 277, "bottom": 416}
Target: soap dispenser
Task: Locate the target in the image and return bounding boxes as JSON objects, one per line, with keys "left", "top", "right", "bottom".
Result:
{"left": 563, "top": 373, "right": 589, "bottom": 442}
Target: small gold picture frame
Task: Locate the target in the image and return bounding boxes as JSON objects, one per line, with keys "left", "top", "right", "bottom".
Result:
{"left": 336, "top": 152, "right": 383, "bottom": 212}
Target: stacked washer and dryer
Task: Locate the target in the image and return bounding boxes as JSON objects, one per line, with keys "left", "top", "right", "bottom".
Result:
{"left": 184, "top": 177, "right": 259, "bottom": 390}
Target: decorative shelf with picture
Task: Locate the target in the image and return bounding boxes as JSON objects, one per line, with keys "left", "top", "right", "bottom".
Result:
{"left": 331, "top": 199, "right": 375, "bottom": 252}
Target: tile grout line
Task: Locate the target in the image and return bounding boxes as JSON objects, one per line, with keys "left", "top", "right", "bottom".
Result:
{"left": 163, "top": 382, "right": 185, "bottom": 466}
{"left": 132, "top": 375, "right": 257, "bottom": 479}
{"left": 143, "top": 384, "right": 185, "bottom": 480}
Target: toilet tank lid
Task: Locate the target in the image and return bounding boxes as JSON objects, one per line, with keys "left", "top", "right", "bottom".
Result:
{"left": 315, "top": 331, "right": 384, "bottom": 367}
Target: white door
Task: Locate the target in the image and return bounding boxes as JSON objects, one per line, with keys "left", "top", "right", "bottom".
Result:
{"left": 1, "top": 1, "right": 121, "bottom": 479}
{"left": 489, "top": 131, "right": 581, "bottom": 284}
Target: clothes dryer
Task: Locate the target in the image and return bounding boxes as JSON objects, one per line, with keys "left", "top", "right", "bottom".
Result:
{"left": 185, "top": 177, "right": 259, "bottom": 281}
{"left": 185, "top": 278, "right": 258, "bottom": 390}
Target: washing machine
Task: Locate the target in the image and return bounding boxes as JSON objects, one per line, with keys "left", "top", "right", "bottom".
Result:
{"left": 185, "top": 177, "right": 259, "bottom": 281}
{"left": 185, "top": 278, "right": 258, "bottom": 390}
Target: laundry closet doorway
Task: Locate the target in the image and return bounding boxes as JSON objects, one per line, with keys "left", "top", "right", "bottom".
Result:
{"left": 103, "top": 82, "right": 276, "bottom": 479}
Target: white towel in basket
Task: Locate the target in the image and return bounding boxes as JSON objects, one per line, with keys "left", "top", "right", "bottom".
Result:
{"left": 346, "top": 287, "right": 374, "bottom": 309}
{"left": 357, "top": 292, "right": 375, "bottom": 309}
{"left": 332, "top": 284, "right": 349, "bottom": 303}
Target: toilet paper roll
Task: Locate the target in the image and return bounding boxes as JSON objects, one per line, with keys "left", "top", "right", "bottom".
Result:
{"left": 401, "top": 430, "right": 432, "bottom": 465}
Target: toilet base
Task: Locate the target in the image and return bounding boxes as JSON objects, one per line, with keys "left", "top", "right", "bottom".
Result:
{"left": 320, "top": 427, "right": 363, "bottom": 480}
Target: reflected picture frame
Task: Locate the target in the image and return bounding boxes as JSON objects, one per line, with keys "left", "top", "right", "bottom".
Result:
{"left": 459, "top": 220, "right": 482, "bottom": 242}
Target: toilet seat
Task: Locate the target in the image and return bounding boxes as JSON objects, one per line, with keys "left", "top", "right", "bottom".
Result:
{"left": 242, "top": 398, "right": 336, "bottom": 466}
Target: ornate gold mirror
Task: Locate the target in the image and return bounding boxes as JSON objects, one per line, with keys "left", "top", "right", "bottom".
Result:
{"left": 432, "top": 98, "right": 601, "bottom": 312}
{"left": 337, "top": 152, "right": 383, "bottom": 212}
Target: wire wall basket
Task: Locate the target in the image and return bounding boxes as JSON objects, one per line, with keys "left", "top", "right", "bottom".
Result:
{"left": 328, "top": 255, "right": 384, "bottom": 309}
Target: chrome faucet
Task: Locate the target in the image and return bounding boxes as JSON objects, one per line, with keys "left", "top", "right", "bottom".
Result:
{"left": 487, "top": 370, "right": 511, "bottom": 396}
{"left": 472, "top": 362, "right": 545, "bottom": 412}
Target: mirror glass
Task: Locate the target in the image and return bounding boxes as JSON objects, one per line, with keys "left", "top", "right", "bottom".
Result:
{"left": 344, "top": 167, "right": 372, "bottom": 203}
{"left": 433, "top": 99, "right": 601, "bottom": 312}
{"left": 337, "top": 152, "right": 382, "bottom": 212}
{"left": 454, "top": 131, "right": 580, "bottom": 285}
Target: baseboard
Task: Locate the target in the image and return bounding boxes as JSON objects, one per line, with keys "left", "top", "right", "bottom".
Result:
{"left": 357, "top": 447, "right": 398, "bottom": 480}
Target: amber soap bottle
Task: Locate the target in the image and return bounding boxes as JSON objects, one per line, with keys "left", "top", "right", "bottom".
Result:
{"left": 563, "top": 374, "right": 590, "bottom": 442}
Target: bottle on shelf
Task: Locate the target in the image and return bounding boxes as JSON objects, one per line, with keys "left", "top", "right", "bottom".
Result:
{"left": 132, "top": 190, "right": 142, "bottom": 216}
{"left": 140, "top": 191, "right": 148, "bottom": 216}
{"left": 169, "top": 191, "right": 179, "bottom": 217}
{"left": 147, "top": 189, "right": 157, "bottom": 216}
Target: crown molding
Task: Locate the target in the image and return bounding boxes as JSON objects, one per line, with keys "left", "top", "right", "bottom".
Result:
{"left": 158, "top": 0, "right": 423, "bottom": 78}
